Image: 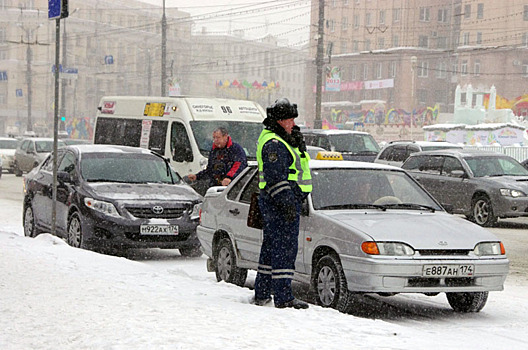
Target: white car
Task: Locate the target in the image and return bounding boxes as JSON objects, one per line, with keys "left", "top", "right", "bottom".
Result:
{"left": 197, "top": 159, "right": 509, "bottom": 313}
{"left": 0, "top": 137, "right": 19, "bottom": 174}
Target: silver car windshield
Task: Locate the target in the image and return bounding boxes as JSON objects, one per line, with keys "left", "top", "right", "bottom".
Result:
{"left": 311, "top": 168, "right": 442, "bottom": 211}
{"left": 465, "top": 156, "right": 528, "bottom": 177}
{"left": 81, "top": 153, "right": 179, "bottom": 184}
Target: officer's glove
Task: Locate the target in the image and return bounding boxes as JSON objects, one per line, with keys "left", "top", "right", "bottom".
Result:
{"left": 284, "top": 204, "right": 297, "bottom": 223}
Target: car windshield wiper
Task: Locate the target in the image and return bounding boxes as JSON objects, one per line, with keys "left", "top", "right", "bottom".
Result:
{"left": 382, "top": 203, "right": 437, "bottom": 212}
{"left": 86, "top": 179, "right": 131, "bottom": 183}
{"left": 317, "top": 204, "right": 387, "bottom": 211}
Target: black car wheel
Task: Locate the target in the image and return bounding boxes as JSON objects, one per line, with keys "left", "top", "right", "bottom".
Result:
{"left": 23, "top": 203, "right": 40, "bottom": 238}
{"left": 14, "top": 162, "right": 23, "bottom": 177}
{"left": 471, "top": 194, "right": 496, "bottom": 227}
{"left": 446, "top": 291, "right": 488, "bottom": 312}
{"left": 214, "top": 238, "right": 247, "bottom": 286}
{"left": 179, "top": 245, "right": 203, "bottom": 258}
{"left": 314, "top": 254, "right": 354, "bottom": 313}
{"left": 67, "top": 212, "right": 84, "bottom": 248}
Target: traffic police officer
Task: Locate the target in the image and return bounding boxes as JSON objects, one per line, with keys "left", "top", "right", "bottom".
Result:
{"left": 253, "top": 98, "right": 312, "bottom": 309}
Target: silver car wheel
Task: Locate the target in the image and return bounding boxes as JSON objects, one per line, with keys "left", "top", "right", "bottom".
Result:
{"left": 23, "top": 205, "right": 36, "bottom": 237}
{"left": 472, "top": 195, "right": 495, "bottom": 227}
{"left": 317, "top": 266, "right": 337, "bottom": 306}
{"left": 217, "top": 246, "right": 232, "bottom": 281}
{"left": 67, "top": 213, "right": 82, "bottom": 248}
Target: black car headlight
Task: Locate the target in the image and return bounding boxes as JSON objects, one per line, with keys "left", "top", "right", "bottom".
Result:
{"left": 84, "top": 197, "right": 120, "bottom": 218}
{"left": 362, "top": 241, "right": 415, "bottom": 256}
{"left": 474, "top": 242, "right": 505, "bottom": 256}
{"left": 499, "top": 188, "right": 526, "bottom": 198}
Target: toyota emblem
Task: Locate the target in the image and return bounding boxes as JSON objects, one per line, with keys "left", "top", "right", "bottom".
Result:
{"left": 152, "top": 206, "right": 164, "bottom": 214}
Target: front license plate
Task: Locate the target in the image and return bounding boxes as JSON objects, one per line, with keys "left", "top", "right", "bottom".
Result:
{"left": 422, "top": 264, "right": 474, "bottom": 277}
{"left": 140, "top": 224, "right": 179, "bottom": 235}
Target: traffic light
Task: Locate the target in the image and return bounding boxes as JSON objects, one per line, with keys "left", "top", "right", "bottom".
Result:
{"left": 61, "top": 0, "right": 68, "bottom": 19}
{"left": 61, "top": 116, "right": 66, "bottom": 122}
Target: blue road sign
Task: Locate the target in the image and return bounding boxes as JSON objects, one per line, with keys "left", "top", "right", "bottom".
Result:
{"left": 16, "top": 89, "right": 23, "bottom": 97}
{"left": 48, "top": 0, "right": 61, "bottom": 19}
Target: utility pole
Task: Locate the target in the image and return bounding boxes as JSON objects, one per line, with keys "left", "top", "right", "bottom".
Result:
{"left": 60, "top": 18, "right": 67, "bottom": 130}
{"left": 314, "top": 0, "right": 325, "bottom": 129}
{"left": 161, "top": 0, "right": 167, "bottom": 96}
{"left": 17, "top": 16, "right": 42, "bottom": 133}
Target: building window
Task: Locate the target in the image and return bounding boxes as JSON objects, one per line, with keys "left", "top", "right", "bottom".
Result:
{"left": 365, "top": 39, "right": 371, "bottom": 51}
{"left": 0, "top": 28, "right": 5, "bottom": 43}
{"left": 476, "top": 32, "right": 482, "bottom": 45}
{"left": 474, "top": 60, "right": 481, "bottom": 76}
{"left": 341, "top": 40, "right": 347, "bottom": 53}
{"left": 351, "top": 65, "right": 357, "bottom": 80}
{"left": 438, "top": 8, "right": 448, "bottom": 23}
{"left": 477, "top": 3, "right": 484, "bottom": 19}
{"left": 523, "top": 33, "right": 528, "bottom": 47}
{"left": 0, "top": 48, "right": 7, "bottom": 60}
{"left": 524, "top": 6, "right": 528, "bottom": 21}
{"left": 353, "top": 40, "right": 359, "bottom": 51}
{"left": 354, "top": 14, "right": 360, "bottom": 29}
{"left": 377, "top": 37, "right": 384, "bottom": 49}
{"left": 342, "top": 17, "right": 348, "bottom": 31}
{"left": 436, "top": 62, "right": 447, "bottom": 78}
{"left": 461, "top": 60, "right": 468, "bottom": 75}
{"left": 418, "top": 61, "right": 429, "bottom": 77}
{"left": 419, "top": 36, "right": 429, "bottom": 48}
{"left": 329, "top": 20, "right": 335, "bottom": 33}
{"left": 375, "top": 62, "right": 382, "bottom": 78}
{"left": 392, "top": 35, "right": 399, "bottom": 47}
{"left": 420, "top": 7, "right": 430, "bottom": 22}
{"left": 523, "top": 61, "right": 528, "bottom": 76}
{"left": 462, "top": 32, "right": 470, "bottom": 46}
{"left": 417, "top": 89, "right": 427, "bottom": 103}
{"left": 464, "top": 4, "right": 471, "bottom": 19}
{"left": 393, "top": 8, "right": 401, "bottom": 22}
{"left": 389, "top": 61, "right": 397, "bottom": 77}
{"left": 379, "top": 10, "right": 385, "bottom": 25}
{"left": 366, "top": 13, "right": 372, "bottom": 26}
{"left": 363, "top": 63, "right": 369, "bottom": 80}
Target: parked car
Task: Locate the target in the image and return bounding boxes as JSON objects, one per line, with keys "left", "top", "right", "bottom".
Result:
{"left": 302, "top": 129, "right": 380, "bottom": 162}
{"left": 23, "top": 144, "right": 203, "bottom": 256}
{"left": 14, "top": 138, "right": 65, "bottom": 176}
{"left": 375, "top": 140, "right": 463, "bottom": 167}
{"left": 196, "top": 159, "right": 509, "bottom": 313}
{"left": 0, "top": 136, "right": 19, "bottom": 175}
{"left": 402, "top": 149, "right": 528, "bottom": 227}
{"left": 62, "top": 138, "right": 92, "bottom": 146}
{"left": 521, "top": 158, "right": 528, "bottom": 170}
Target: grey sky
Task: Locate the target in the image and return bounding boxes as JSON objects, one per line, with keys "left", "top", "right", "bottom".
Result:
{"left": 140, "top": 0, "right": 311, "bottom": 46}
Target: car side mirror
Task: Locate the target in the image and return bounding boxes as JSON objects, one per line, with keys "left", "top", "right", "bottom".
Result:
{"left": 442, "top": 203, "right": 454, "bottom": 214}
{"left": 450, "top": 170, "right": 467, "bottom": 178}
{"left": 57, "top": 171, "right": 72, "bottom": 184}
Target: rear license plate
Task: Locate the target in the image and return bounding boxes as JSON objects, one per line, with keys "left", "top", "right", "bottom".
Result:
{"left": 140, "top": 224, "right": 179, "bottom": 235}
{"left": 422, "top": 264, "right": 474, "bottom": 277}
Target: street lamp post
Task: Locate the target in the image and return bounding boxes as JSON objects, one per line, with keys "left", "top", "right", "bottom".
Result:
{"left": 161, "top": 0, "right": 167, "bottom": 96}
{"left": 410, "top": 55, "right": 417, "bottom": 140}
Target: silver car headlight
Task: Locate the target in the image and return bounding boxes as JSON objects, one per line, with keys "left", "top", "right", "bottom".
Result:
{"left": 474, "top": 242, "right": 505, "bottom": 256}
{"left": 361, "top": 241, "right": 415, "bottom": 256}
{"left": 84, "top": 197, "right": 120, "bottom": 218}
{"left": 189, "top": 203, "right": 201, "bottom": 220}
{"left": 499, "top": 188, "right": 526, "bottom": 198}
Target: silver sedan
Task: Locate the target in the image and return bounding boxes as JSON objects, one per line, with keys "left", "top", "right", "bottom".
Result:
{"left": 197, "top": 160, "right": 509, "bottom": 313}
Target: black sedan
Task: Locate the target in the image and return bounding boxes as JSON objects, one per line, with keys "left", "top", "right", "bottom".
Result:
{"left": 23, "top": 145, "right": 203, "bottom": 256}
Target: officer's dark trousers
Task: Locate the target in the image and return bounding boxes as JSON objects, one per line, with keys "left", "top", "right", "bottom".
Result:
{"left": 255, "top": 195, "right": 300, "bottom": 306}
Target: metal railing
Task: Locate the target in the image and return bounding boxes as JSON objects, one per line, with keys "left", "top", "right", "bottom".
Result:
{"left": 463, "top": 145, "right": 528, "bottom": 162}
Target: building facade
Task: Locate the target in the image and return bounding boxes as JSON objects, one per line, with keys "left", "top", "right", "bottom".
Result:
{"left": 306, "top": 0, "right": 528, "bottom": 138}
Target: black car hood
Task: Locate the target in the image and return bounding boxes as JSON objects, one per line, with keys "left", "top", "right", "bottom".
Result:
{"left": 88, "top": 183, "right": 202, "bottom": 202}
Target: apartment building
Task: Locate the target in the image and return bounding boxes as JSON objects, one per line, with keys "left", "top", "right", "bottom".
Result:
{"left": 305, "top": 1, "right": 528, "bottom": 129}
{"left": 0, "top": 0, "right": 192, "bottom": 136}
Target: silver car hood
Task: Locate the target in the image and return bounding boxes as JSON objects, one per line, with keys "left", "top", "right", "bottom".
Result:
{"left": 89, "top": 183, "right": 201, "bottom": 202}
{"left": 319, "top": 210, "right": 497, "bottom": 250}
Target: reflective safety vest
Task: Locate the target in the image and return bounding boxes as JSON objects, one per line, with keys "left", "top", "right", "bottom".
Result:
{"left": 257, "top": 129, "right": 312, "bottom": 193}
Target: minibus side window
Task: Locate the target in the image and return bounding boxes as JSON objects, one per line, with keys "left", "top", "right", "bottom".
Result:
{"left": 171, "top": 122, "right": 193, "bottom": 163}
{"left": 149, "top": 121, "right": 168, "bottom": 155}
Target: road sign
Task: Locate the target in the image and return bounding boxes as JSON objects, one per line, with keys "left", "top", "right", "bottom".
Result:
{"left": 48, "top": 0, "right": 68, "bottom": 20}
